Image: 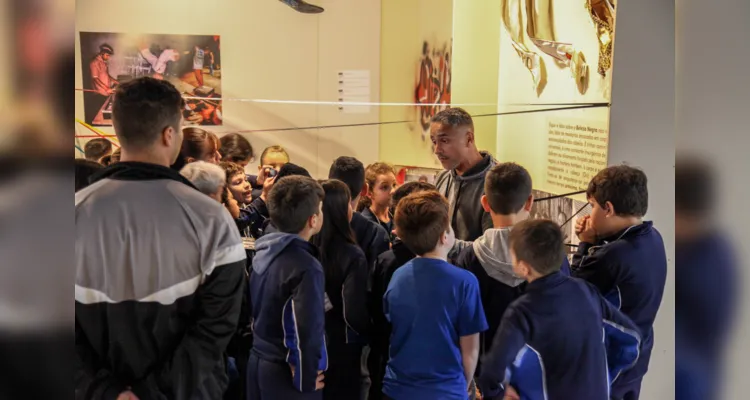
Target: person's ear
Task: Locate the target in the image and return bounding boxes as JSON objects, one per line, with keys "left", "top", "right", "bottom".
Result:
{"left": 185, "top": 156, "right": 196, "bottom": 164}
{"left": 480, "top": 195, "right": 491, "bottom": 213}
{"left": 604, "top": 201, "right": 616, "bottom": 217}
{"left": 161, "top": 126, "right": 174, "bottom": 147}
{"left": 466, "top": 130, "right": 475, "bottom": 146}
{"left": 360, "top": 183, "right": 369, "bottom": 199}
{"left": 517, "top": 260, "right": 532, "bottom": 278}
{"left": 523, "top": 194, "right": 534, "bottom": 212}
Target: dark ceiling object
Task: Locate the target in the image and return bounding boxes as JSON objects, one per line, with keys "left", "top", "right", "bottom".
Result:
{"left": 279, "top": 0, "right": 324, "bottom": 13}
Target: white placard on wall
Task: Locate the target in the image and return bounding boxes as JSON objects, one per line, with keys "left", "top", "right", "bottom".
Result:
{"left": 337, "top": 70, "right": 371, "bottom": 114}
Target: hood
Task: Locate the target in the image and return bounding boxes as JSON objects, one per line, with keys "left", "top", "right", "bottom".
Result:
{"left": 252, "top": 232, "right": 300, "bottom": 274}
{"left": 472, "top": 227, "right": 525, "bottom": 287}
{"left": 451, "top": 151, "right": 496, "bottom": 182}
{"left": 90, "top": 161, "right": 197, "bottom": 189}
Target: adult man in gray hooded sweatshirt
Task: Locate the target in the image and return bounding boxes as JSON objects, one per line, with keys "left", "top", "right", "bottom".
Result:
{"left": 455, "top": 163, "right": 570, "bottom": 369}
{"left": 431, "top": 107, "right": 496, "bottom": 241}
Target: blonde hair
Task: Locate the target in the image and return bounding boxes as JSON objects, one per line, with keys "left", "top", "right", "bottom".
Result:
{"left": 357, "top": 162, "right": 396, "bottom": 211}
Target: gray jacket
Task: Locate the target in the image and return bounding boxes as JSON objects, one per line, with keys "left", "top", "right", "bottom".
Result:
{"left": 436, "top": 152, "right": 496, "bottom": 241}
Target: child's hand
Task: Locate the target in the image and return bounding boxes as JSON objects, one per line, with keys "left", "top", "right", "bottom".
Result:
{"left": 503, "top": 385, "right": 520, "bottom": 400}
{"left": 316, "top": 371, "right": 325, "bottom": 390}
{"left": 576, "top": 215, "right": 597, "bottom": 243}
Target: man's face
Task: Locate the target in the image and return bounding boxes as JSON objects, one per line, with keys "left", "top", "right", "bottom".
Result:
{"left": 430, "top": 122, "right": 470, "bottom": 170}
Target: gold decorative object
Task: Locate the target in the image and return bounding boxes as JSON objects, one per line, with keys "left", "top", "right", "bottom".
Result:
{"left": 586, "top": 0, "right": 616, "bottom": 77}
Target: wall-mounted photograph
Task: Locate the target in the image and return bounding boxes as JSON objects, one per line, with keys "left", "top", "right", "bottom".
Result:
{"left": 79, "top": 32, "right": 223, "bottom": 126}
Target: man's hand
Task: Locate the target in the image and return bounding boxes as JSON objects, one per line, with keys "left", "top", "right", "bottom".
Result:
{"left": 116, "top": 391, "right": 139, "bottom": 400}
{"left": 503, "top": 385, "right": 520, "bottom": 400}
{"left": 575, "top": 215, "right": 597, "bottom": 243}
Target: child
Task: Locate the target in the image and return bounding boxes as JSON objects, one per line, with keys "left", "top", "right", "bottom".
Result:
{"left": 328, "top": 157, "right": 390, "bottom": 272}
{"left": 171, "top": 127, "right": 222, "bottom": 171}
{"left": 455, "top": 163, "right": 570, "bottom": 367}
{"left": 220, "top": 161, "right": 269, "bottom": 238}
{"left": 383, "top": 191, "right": 488, "bottom": 400}
{"left": 478, "top": 219, "right": 641, "bottom": 399}
{"left": 311, "top": 180, "right": 370, "bottom": 400}
{"left": 360, "top": 162, "right": 397, "bottom": 237}
{"left": 572, "top": 165, "right": 667, "bottom": 400}
{"left": 247, "top": 175, "right": 327, "bottom": 399}
{"left": 251, "top": 145, "right": 291, "bottom": 197}
{"left": 368, "top": 181, "right": 437, "bottom": 400}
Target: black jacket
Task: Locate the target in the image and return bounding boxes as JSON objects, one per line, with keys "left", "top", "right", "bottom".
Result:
{"left": 351, "top": 211, "right": 390, "bottom": 274}
{"left": 323, "top": 243, "right": 370, "bottom": 347}
{"left": 572, "top": 222, "right": 667, "bottom": 398}
{"left": 435, "top": 152, "right": 496, "bottom": 241}
{"left": 361, "top": 207, "right": 393, "bottom": 242}
{"left": 75, "top": 162, "right": 246, "bottom": 399}
{"left": 367, "top": 238, "right": 416, "bottom": 399}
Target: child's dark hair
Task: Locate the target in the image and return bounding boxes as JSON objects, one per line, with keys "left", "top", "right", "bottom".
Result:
{"left": 509, "top": 219, "right": 565, "bottom": 276}
{"left": 220, "top": 133, "right": 254, "bottom": 164}
{"left": 267, "top": 176, "right": 325, "bottom": 234}
{"left": 219, "top": 161, "right": 245, "bottom": 186}
{"left": 391, "top": 181, "right": 437, "bottom": 210}
{"left": 586, "top": 165, "right": 648, "bottom": 217}
{"left": 358, "top": 162, "right": 397, "bottom": 212}
{"left": 84, "top": 138, "right": 112, "bottom": 162}
{"left": 260, "top": 145, "right": 290, "bottom": 165}
{"left": 276, "top": 163, "right": 311, "bottom": 180}
{"left": 75, "top": 159, "right": 104, "bottom": 192}
{"left": 484, "top": 162, "right": 532, "bottom": 215}
{"left": 394, "top": 191, "right": 450, "bottom": 256}
{"left": 171, "top": 127, "right": 220, "bottom": 171}
{"left": 328, "top": 156, "right": 365, "bottom": 201}
{"left": 311, "top": 179, "right": 357, "bottom": 285}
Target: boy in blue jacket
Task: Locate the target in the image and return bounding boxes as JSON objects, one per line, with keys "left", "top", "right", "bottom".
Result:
{"left": 572, "top": 165, "right": 667, "bottom": 400}
{"left": 456, "top": 163, "right": 570, "bottom": 368}
{"left": 247, "top": 175, "right": 327, "bottom": 399}
{"left": 478, "top": 219, "right": 641, "bottom": 400}
{"left": 383, "top": 191, "right": 488, "bottom": 400}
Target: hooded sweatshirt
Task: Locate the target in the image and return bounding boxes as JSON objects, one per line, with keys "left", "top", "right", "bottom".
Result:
{"left": 456, "top": 227, "right": 570, "bottom": 360}
{"left": 249, "top": 232, "right": 328, "bottom": 393}
{"left": 435, "top": 151, "right": 496, "bottom": 241}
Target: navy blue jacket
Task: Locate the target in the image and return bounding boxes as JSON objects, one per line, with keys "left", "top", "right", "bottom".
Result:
{"left": 456, "top": 245, "right": 571, "bottom": 364}
{"left": 249, "top": 233, "right": 328, "bottom": 393}
{"left": 478, "top": 272, "right": 641, "bottom": 400}
{"left": 572, "top": 222, "right": 666, "bottom": 396}
{"left": 235, "top": 197, "right": 269, "bottom": 239}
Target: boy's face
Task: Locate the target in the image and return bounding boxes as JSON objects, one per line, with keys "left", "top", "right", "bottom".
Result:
{"left": 228, "top": 172, "right": 253, "bottom": 205}
{"left": 370, "top": 173, "right": 397, "bottom": 208}
{"left": 310, "top": 201, "right": 324, "bottom": 235}
{"left": 588, "top": 197, "right": 614, "bottom": 236}
{"left": 260, "top": 152, "right": 289, "bottom": 172}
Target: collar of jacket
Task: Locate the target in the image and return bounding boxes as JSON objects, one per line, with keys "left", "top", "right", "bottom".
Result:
{"left": 525, "top": 271, "right": 566, "bottom": 292}
{"left": 89, "top": 161, "right": 198, "bottom": 190}
{"left": 450, "top": 151, "right": 495, "bottom": 181}
{"left": 600, "top": 221, "right": 654, "bottom": 244}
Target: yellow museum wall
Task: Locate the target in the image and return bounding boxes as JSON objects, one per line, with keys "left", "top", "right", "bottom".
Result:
{"left": 378, "top": 0, "right": 453, "bottom": 168}
{"left": 75, "top": 0, "right": 382, "bottom": 177}
{"left": 450, "top": 0, "right": 502, "bottom": 156}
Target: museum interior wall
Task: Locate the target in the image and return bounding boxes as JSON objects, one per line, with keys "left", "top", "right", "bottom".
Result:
{"left": 75, "top": 0, "right": 382, "bottom": 177}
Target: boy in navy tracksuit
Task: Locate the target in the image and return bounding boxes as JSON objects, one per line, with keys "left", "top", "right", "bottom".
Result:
{"left": 572, "top": 165, "right": 667, "bottom": 400}
{"left": 478, "top": 219, "right": 641, "bottom": 400}
{"left": 383, "top": 191, "right": 488, "bottom": 400}
{"left": 247, "top": 176, "right": 328, "bottom": 399}
{"left": 456, "top": 163, "right": 570, "bottom": 370}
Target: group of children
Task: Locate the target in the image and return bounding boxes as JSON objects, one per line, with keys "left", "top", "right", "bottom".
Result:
{"left": 75, "top": 127, "right": 667, "bottom": 400}
{"left": 229, "top": 151, "right": 666, "bottom": 399}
